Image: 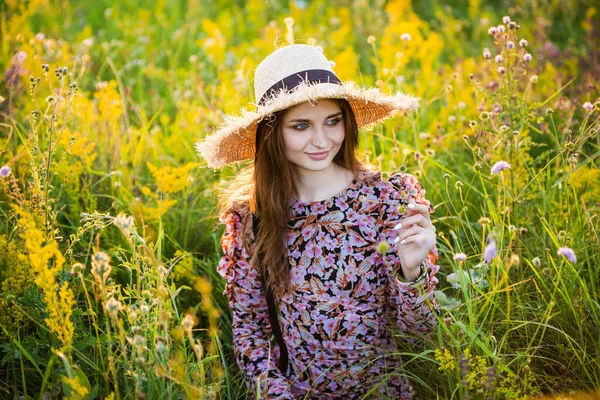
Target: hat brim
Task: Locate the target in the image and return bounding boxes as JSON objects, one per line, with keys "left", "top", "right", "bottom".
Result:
{"left": 195, "top": 81, "right": 419, "bottom": 168}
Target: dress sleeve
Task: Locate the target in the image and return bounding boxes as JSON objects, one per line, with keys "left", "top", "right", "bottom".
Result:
{"left": 377, "top": 173, "right": 440, "bottom": 336}
{"left": 217, "top": 204, "right": 294, "bottom": 399}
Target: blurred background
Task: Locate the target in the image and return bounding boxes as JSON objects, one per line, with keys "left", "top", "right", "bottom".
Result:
{"left": 1, "top": 0, "right": 599, "bottom": 399}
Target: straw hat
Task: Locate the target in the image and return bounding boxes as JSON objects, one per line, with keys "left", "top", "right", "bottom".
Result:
{"left": 195, "top": 44, "right": 419, "bottom": 168}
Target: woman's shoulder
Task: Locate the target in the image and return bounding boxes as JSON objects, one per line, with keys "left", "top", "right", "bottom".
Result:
{"left": 219, "top": 201, "right": 252, "bottom": 230}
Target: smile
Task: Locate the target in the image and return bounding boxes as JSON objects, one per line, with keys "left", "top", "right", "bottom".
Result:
{"left": 306, "top": 150, "right": 330, "bottom": 160}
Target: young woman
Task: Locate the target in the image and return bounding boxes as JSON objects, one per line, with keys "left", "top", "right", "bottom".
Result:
{"left": 196, "top": 44, "right": 440, "bottom": 399}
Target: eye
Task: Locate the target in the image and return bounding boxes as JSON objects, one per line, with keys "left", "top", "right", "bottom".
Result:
{"left": 293, "top": 123, "right": 310, "bottom": 130}
{"left": 326, "top": 118, "right": 341, "bottom": 126}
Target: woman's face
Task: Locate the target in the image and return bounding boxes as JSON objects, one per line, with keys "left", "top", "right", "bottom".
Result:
{"left": 281, "top": 99, "right": 345, "bottom": 175}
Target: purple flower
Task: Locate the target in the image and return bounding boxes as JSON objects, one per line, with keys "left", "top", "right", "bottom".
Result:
{"left": 453, "top": 252, "right": 467, "bottom": 261}
{"left": 519, "top": 39, "right": 528, "bottom": 47}
{"left": 583, "top": 102, "right": 594, "bottom": 112}
{"left": 491, "top": 161, "right": 511, "bottom": 175}
{"left": 557, "top": 247, "right": 576, "bottom": 264}
{"left": 0, "top": 165, "right": 11, "bottom": 178}
{"left": 483, "top": 237, "right": 497, "bottom": 264}
{"left": 523, "top": 53, "right": 532, "bottom": 62}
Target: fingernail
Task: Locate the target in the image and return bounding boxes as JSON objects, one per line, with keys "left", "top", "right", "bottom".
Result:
{"left": 408, "top": 203, "right": 416, "bottom": 209}
{"left": 400, "top": 239, "right": 406, "bottom": 244}
{"left": 394, "top": 237, "right": 400, "bottom": 243}
{"left": 394, "top": 222, "right": 402, "bottom": 230}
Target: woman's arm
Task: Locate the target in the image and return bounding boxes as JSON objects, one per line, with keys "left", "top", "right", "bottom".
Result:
{"left": 377, "top": 173, "right": 440, "bottom": 336}
{"left": 218, "top": 205, "right": 294, "bottom": 399}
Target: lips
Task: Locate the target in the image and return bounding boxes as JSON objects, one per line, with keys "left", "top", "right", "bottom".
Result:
{"left": 306, "top": 150, "right": 330, "bottom": 160}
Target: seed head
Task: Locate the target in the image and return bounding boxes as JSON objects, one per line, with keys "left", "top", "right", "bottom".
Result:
{"left": 478, "top": 217, "right": 491, "bottom": 225}
{"left": 502, "top": 16, "right": 511, "bottom": 24}
{"left": 495, "top": 55, "right": 503, "bottom": 63}
{"left": 181, "top": 314, "right": 197, "bottom": 332}
{"left": 532, "top": 257, "right": 541, "bottom": 268}
{"left": 367, "top": 35, "right": 376, "bottom": 44}
{"left": 583, "top": 102, "right": 593, "bottom": 112}
{"left": 114, "top": 213, "right": 134, "bottom": 234}
{"left": 488, "top": 27, "right": 497, "bottom": 35}
{"left": 483, "top": 48, "right": 491, "bottom": 59}
{"left": 132, "top": 334, "right": 146, "bottom": 349}
{"left": 496, "top": 25, "right": 506, "bottom": 33}
{"left": 453, "top": 253, "right": 467, "bottom": 262}
{"left": 510, "top": 253, "right": 521, "bottom": 266}
{"left": 70, "top": 262, "right": 85, "bottom": 275}
{"left": 400, "top": 33, "right": 411, "bottom": 41}
{"left": 530, "top": 75, "right": 538, "bottom": 83}
{"left": 104, "top": 297, "right": 122, "bottom": 317}
{"left": 523, "top": 53, "right": 532, "bottom": 62}
{"left": 519, "top": 39, "right": 528, "bottom": 47}
{"left": 91, "top": 251, "right": 112, "bottom": 283}
{"left": 506, "top": 41, "right": 515, "bottom": 49}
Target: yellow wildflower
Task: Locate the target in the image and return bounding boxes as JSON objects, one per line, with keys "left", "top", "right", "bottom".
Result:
{"left": 146, "top": 162, "right": 198, "bottom": 194}
{"left": 62, "top": 375, "right": 90, "bottom": 399}
{"left": 435, "top": 348, "right": 455, "bottom": 372}
{"left": 16, "top": 207, "right": 74, "bottom": 350}
{"left": 91, "top": 251, "right": 112, "bottom": 284}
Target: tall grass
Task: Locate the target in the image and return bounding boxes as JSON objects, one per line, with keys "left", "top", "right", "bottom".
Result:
{"left": 1, "top": 0, "right": 598, "bottom": 399}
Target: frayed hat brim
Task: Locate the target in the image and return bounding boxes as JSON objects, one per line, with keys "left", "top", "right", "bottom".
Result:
{"left": 195, "top": 81, "right": 419, "bottom": 168}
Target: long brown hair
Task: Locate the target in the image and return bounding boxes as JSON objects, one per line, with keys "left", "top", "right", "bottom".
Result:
{"left": 218, "top": 98, "right": 365, "bottom": 297}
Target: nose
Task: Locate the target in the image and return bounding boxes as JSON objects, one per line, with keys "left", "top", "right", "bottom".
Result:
{"left": 311, "top": 126, "right": 328, "bottom": 148}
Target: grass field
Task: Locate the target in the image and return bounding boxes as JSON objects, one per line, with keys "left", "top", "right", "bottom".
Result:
{"left": 1, "top": 0, "right": 599, "bottom": 398}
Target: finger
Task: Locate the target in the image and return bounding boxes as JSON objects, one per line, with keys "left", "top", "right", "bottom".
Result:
{"left": 404, "top": 206, "right": 433, "bottom": 224}
{"left": 405, "top": 202, "right": 432, "bottom": 217}
{"left": 397, "top": 231, "right": 437, "bottom": 248}
{"left": 395, "top": 214, "right": 434, "bottom": 230}
{"left": 394, "top": 225, "right": 426, "bottom": 243}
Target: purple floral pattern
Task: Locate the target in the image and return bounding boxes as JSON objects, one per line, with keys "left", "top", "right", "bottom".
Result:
{"left": 218, "top": 170, "right": 440, "bottom": 399}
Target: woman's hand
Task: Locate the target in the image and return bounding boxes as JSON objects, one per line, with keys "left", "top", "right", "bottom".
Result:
{"left": 393, "top": 203, "right": 437, "bottom": 281}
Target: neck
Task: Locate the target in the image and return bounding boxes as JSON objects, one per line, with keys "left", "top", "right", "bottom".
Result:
{"left": 291, "top": 164, "right": 355, "bottom": 202}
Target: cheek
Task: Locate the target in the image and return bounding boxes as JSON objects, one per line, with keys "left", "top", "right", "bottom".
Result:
{"left": 282, "top": 130, "right": 305, "bottom": 153}
{"left": 332, "top": 126, "right": 346, "bottom": 145}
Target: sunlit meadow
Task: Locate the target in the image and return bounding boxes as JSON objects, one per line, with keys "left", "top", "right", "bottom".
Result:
{"left": 1, "top": 0, "right": 599, "bottom": 399}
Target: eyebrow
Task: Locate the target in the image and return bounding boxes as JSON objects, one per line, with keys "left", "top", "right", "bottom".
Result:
{"left": 288, "top": 112, "right": 343, "bottom": 123}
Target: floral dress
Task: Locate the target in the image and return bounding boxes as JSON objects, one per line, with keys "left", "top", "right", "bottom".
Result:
{"left": 217, "top": 170, "right": 440, "bottom": 399}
